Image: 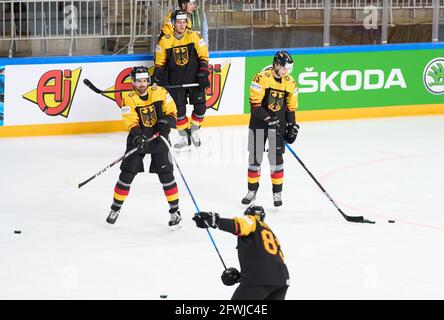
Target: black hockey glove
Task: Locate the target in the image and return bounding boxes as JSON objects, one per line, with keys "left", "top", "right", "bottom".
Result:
{"left": 284, "top": 123, "right": 299, "bottom": 144}
{"left": 221, "top": 267, "right": 241, "bottom": 286}
{"left": 157, "top": 118, "right": 171, "bottom": 137}
{"left": 196, "top": 66, "right": 210, "bottom": 89}
{"left": 152, "top": 67, "right": 167, "bottom": 86}
{"left": 192, "top": 211, "right": 220, "bottom": 229}
{"left": 130, "top": 127, "right": 148, "bottom": 151}
{"left": 267, "top": 115, "right": 280, "bottom": 131}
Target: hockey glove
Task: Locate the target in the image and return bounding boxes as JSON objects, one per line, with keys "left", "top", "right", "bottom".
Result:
{"left": 152, "top": 66, "right": 167, "bottom": 86}
{"left": 284, "top": 123, "right": 299, "bottom": 144}
{"left": 192, "top": 211, "right": 220, "bottom": 229}
{"left": 196, "top": 67, "right": 210, "bottom": 89}
{"left": 130, "top": 127, "right": 148, "bottom": 151}
{"left": 267, "top": 115, "right": 280, "bottom": 131}
{"left": 157, "top": 118, "right": 171, "bottom": 137}
{"left": 221, "top": 267, "right": 241, "bottom": 286}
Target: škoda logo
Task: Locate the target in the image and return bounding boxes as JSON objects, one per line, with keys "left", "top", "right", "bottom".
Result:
{"left": 423, "top": 58, "right": 444, "bottom": 95}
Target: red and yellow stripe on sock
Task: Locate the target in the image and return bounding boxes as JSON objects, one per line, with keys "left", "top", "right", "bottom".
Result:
{"left": 114, "top": 185, "right": 130, "bottom": 202}
{"left": 248, "top": 170, "right": 261, "bottom": 184}
{"left": 271, "top": 170, "right": 284, "bottom": 186}
{"left": 191, "top": 112, "right": 205, "bottom": 128}
{"left": 164, "top": 184, "right": 179, "bottom": 203}
{"left": 177, "top": 116, "right": 189, "bottom": 131}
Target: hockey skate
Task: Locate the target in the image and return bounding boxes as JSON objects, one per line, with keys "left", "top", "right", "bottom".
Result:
{"left": 106, "top": 210, "right": 120, "bottom": 224}
{"left": 273, "top": 192, "right": 282, "bottom": 207}
{"left": 241, "top": 190, "right": 257, "bottom": 205}
{"left": 174, "top": 130, "right": 191, "bottom": 152}
{"left": 168, "top": 211, "right": 182, "bottom": 231}
{"left": 190, "top": 129, "right": 201, "bottom": 147}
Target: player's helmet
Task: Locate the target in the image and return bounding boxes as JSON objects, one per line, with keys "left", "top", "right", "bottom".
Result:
{"left": 178, "top": 0, "right": 196, "bottom": 7}
{"left": 273, "top": 50, "right": 294, "bottom": 73}
{"left": 130, "top": 66, "right": 151, "bottom": 83}
{"left": 244, "top": 205, "right": 266, "bottom": 222}
{"left": 171, "top": 9, "right": 188, "bottom": 24}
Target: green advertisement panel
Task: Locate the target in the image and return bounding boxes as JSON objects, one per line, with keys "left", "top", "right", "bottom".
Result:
{"left": 244, "top": 49, "right": 444, "bottom": 113}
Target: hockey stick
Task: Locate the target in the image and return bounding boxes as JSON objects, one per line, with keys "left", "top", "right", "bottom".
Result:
{"left": 83, "top": 78, "right": 199, "bottom": 94}
{"left": 159, "top": 135, "right": 228, "bottom": 270}
{"left": 283, "top": 139, "right": 375, "bottom": 224}
{"left": 77, "top": 132, "right": 160, "bottom": 189}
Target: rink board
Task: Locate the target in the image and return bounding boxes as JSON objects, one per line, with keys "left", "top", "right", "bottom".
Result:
{"left": 1, "top": 42, "right": 444, "bottom": 137}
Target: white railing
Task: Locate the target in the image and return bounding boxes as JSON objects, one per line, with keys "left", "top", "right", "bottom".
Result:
{"left": 0, "top": 0, "right": 172, "bottom": 56}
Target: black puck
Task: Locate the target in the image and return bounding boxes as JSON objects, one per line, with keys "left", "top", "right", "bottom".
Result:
{"left": 160, "top": 294, "right": 167, "bottom": 299}
{"left": 388, "top": 220, "right": 395, "bottom": 223}
{"left": 14, "top": 230, "right": 21, "bottom": 234}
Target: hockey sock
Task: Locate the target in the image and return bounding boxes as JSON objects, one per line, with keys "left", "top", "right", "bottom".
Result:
{"left": 159, "top": 172, "right": 179, "bottom": 212}
{"left": 247, "top": 164, "right": 261, "bottom": 191}
{"left": 270, "top": 154, "right": 284, "bottom": 193}
{"left": 111, "top": 171, "right": 136, "bottom": 211}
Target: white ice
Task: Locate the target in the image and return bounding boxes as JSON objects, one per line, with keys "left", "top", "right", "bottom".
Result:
{"left": 1, "top": 115, "right": 444, "bottom": 300}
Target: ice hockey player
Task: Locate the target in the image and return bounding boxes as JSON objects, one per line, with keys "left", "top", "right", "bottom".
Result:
{"left": 192, "top": 205, "right": 290, "bottom": 300}
{"left": 106, "top": 66, "right": 182, "bottom": 230}
{"left": 159, "top": 0, "right": 208, "bottom": 46}
{"left": 242, "top": 51, "right": 300, "bottom": 207}
{"left": 154, "top": 9, "right": 210, "bottom": 151}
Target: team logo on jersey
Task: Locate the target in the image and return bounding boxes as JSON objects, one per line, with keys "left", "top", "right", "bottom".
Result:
{"left": 205, "top": 63, "right": 231, "bottom": 111}
{"left": 267, "top": 90, "right": 285, "bottom": 112}
{"left": 138, "top": 105, "right": 157, "bottom": 127}
{"left": 173, "top": 46, "right": 189, "bottom": 66}
{"left": 100, "top": 65, "right": 154, "bottom": 108}
{"left": 22, "top": 68, "right": 82, "bottom": 117}
{"left": 423, "top": 57, "right": 444, "bottom": 95}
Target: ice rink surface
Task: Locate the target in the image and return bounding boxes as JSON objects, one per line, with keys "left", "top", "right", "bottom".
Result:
{"left": 1, "top": 115, "right": 444, "bottom": 300}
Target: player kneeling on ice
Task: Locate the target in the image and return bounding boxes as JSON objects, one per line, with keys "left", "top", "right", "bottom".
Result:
{"left": 107, "top": 66, "right": 182, "bottom": 230}
{"left": 242, "top": 51, "right": 300, "bottom": 207}
{"left": 192, "top": 205, "right": 290, "bottom": 300}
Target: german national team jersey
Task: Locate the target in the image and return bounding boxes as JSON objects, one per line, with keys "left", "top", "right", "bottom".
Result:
{"left": 121, "top": 86, "right": 177, "bottom": 138}
{"left": 155, "top": 30, "right": 209, "bottom": 85}
{"left": 249, "top": 67, "right": 298, "bottom": 130}
{"left": 233, "top": 215, "right": 290, "bottom": 286}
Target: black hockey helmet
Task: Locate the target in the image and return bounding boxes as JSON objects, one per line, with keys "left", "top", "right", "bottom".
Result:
{"left": 244, "top": 205, "right": 266, "bottom": 222}
{"left": 130, "top": 66, "right": 151, "bottom": 83}
{"left": 273, "top": 50, "right": 294, "bottom": 72}
{"left": 171, "top": 9, "right": 188, "bottom": 23}
{"left": 178, "top": 0, "right": 196, "bottom": 7}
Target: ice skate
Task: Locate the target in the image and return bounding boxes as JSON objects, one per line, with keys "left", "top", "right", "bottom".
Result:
{"left": 106, "top": 210, "right": 120, "bottom": 224}
{"left": 169, "top": 211, "right": 182, "bottom": 231}
{"left": 241, "top": 190, "right": 257, "bottom": 205}
{"left": 273, "top": 192, "right": 282, "bottom": 207}
{"left": 190, "top": 129, "right": 201, "bottom": 147}
{"left": 174, "top": 130, "right": 191, "bottom": 152}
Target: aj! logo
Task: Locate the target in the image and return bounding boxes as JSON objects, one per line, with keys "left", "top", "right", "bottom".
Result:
{"left": 22, "top": 68, "right": 82, "bottom": 117}
{"left": 206, "top": 63, "right": 230, "bottom": 111}
{"left": 103, "top": 63, "right": 231, "bottom": 112}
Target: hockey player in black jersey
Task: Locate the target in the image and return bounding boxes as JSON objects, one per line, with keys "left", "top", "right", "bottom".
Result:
{"left": 192, "top": 205, "right": 290, "bottom": 300}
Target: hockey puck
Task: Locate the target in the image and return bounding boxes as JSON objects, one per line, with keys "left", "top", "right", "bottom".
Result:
{"left": 14, "top": 230, "right": 21, "bottom": 234}
{"left": 160, "top": 294, "right": 168, "bottom": 299}
{"left": 388, "top": 220, "right": 395, "bottom": 223}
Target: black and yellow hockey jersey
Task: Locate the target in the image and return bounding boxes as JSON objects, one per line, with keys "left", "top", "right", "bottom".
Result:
{"left": 228, "top": 215, "right": 290, "bottom": 286}
{"left": 121, "top": 85, "right": 177, "bottom": 139}
{"left": 249, "top": 67, "right": 298, "bottom": 132}
{"left": 155, "top": 30, "right": 209, "bottom": 85}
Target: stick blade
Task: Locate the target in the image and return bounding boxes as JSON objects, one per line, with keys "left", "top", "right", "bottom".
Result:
{"left": 346, "top": 215, "right": 375, "bottom": 224}
{"left": 83, "top": 78, "right": 101, "bottom": 93}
